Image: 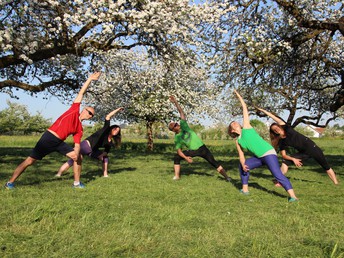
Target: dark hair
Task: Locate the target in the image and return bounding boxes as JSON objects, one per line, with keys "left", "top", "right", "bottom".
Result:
{"left": 269, "top": 123, "right": 284, "bottom": 150}
{"left": 227, "top": 121, "right": 240, "bottom": 138}
{"left": 109, "top": 125, "right": 121, "bottom": 148}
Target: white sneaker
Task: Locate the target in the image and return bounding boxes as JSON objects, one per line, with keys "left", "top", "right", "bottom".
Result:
{"left": 173, "top": 176, "right": 180, "bottom": 180}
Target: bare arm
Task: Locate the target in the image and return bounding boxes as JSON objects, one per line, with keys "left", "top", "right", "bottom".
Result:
{"left": 74, "top": 72, "right": 101, "bottom": 103}
{"left": 105, "top": 107, "right": 124, "bottom": 120}
{"left": 169, "top": 95, "right": 186, "bottom": 120}
{"left": 235, "top": 141, "right": 249, "bottom": 172}
{"left": 177, "top": 149, "right": 193, "bottom": 164}
{"left": 280, "top": 150, "right": 303, "bottom": 167}
{"left": 233, "top": 90, "right": 251, "bottom": 129}
{"left": 256, "top": 107, "right": 286, "bottom": 125}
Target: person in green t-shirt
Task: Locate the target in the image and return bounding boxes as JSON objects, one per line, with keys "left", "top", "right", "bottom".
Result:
{"left": 228, "top": 90, "right": 298, "bottom": 202}
{"left": 168, "top": 96, "right": 231, "bottom": 182}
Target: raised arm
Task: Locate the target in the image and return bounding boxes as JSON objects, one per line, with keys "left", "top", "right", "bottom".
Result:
{"left": 105, "top": 107, "right": 124, "bottom": 121}
{"left": 74, "top": 72, "right": 101, "bottom": 103}
{"left": 169, "top": 95, "right": 186, "bottom": 120}
{"left": 255, "top": 107, "right": 286, "bottom": 125}
{"left": 233, "top": 90, "right": 251, "bottom": 129}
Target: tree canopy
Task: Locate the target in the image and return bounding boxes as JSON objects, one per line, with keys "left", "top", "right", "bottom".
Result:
{"left": 215, "top": 0, "right": 343, "bottom": 127}
{"left": 0, "top": 0, "right": 343, "bottom": 128}
{"left": 0, "top": 0, "right": 226, "bottom": 100}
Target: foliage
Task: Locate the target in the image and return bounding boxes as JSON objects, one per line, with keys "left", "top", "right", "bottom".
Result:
{"left": 216, "top": 0, "right": 344, "bottom": 127}
{"left": 86, "top": 49, "right": 222, "bottom": 150}
{"left": 0, "top": 0, "right": 227, "bottom": 101}
{"left": 0, "top": 100, "right": 51, "bottom": 135}
{"left": 0, "top": 137, "right": 343, "bottom": 257}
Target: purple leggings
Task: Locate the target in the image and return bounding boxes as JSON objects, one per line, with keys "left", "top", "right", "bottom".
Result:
{"left": 67, "top": 140, "right": 109, "bottom": 166}
{"left": 239, "top": 154, "right": 293, "bottom": 191}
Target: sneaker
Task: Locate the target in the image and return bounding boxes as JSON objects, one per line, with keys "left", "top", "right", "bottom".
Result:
{"left": 288, "top": 197, "right": 298, "bottom": 203}
{"left": 173, "top": 176, "right": 180, "bottom": 180}
{"left": 4, "top": 182, "right": 15, "bottom": 190}
{"left": 225, "top": 177, "right": 232, "bottom": 182}
{"left": 103, "top": 175, "right": 109, "bottom": 178}
{"left": 55, "top": 174, "right": 61, "bottom": 177}
{"left": 72, "top": 182, "right": 86, "bottom": 189}
{"left": 239, "top": 189, "right": 250, "bottom": 195}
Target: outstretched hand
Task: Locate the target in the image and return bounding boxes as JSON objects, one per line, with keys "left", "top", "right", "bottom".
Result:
{"left": 89, "top": 71, "right": 102, "bottom": 81}
{"left": 169, "top": 95, "right": 177, "bottom": 103}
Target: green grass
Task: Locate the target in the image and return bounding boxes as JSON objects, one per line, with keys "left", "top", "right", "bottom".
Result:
{"left": 0, "top": 136, "right": 343, "bottom": 257}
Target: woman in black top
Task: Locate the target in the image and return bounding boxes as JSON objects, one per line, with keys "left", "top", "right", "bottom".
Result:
{"left": 56, "top": 107, "right": 123, "bottom": 178}
{"left": 257, "top": 107, "right": 339, "bottom": 185}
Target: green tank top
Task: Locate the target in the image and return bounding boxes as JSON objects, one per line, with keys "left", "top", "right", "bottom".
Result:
{"left": 238, "top": 128, "right": 274, "bottom": 157}
{"left": 174, "top": 120, "right": 204, "bottom": 150}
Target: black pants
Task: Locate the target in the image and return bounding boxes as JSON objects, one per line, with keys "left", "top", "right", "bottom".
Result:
{"left": 174, "top": 145, "right": 220, "bottom": 169}
{"left": 282, "top": 144, "right": 330, "bottom": 171}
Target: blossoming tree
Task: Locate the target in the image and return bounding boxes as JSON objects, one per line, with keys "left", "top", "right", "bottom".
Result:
{"left": 215, "top": 0, "right": 343, "bottom": 127}
{"left": 0, "top": 0, "right": 228, "bottom": 100}
{"left": 85, "top": 49, "right": 221, "bottom": 150}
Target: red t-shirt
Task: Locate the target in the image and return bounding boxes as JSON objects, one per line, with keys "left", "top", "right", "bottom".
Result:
{"left": 48, "top": 103, "right": 83, "bottom": 143}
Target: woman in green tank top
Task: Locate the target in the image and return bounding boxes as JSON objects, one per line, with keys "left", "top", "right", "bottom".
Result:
{"left": 228, "top": 90, "right": 298, "bottom": 202}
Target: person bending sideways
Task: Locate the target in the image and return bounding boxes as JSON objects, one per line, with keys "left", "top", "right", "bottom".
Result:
{"left": 256, "top": 107, "right": 339, "bottom": 185}
{"left": 168, "top": 95, "right": 231, "bottom": 182}
{"left": 56, "top": 107, "right": 123, "bottom": 178}
{"left": 228, "top": 90, "right": 298, "bottom": 202}
{"left": 4, "top": 72, "right": 101, "bottom": 190}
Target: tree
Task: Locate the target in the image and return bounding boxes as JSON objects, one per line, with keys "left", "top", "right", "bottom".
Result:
{"left": 85, "top": 49, "right": 221, "bottom": 150}
{"left": 0, "top": 100, "right": 51, "bottom": 135}
{"left": 215, "top": 0, "right": 344, "bottom": 127}
{"left": 0, "top": 0, "right": 228, "bottom": 101}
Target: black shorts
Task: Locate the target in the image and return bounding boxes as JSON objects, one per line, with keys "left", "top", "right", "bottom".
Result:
{"left": 30, "top": 131, "right": 74, "bottom": 160}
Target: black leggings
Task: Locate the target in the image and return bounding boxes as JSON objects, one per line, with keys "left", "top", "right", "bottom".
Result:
{"left": 282, "top": 144, "right": 330, "bottom": 171}
{"left": 174, "top": 145, "right": 220, "bottom": 169}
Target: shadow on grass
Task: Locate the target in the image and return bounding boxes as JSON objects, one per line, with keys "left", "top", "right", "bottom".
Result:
{"left": 229, "top": 178, "right": 287, "bottom": 198}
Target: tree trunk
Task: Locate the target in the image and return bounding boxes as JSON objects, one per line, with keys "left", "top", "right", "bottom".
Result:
{"left": 146, "top": 121, "right": 154, "bottom": 151}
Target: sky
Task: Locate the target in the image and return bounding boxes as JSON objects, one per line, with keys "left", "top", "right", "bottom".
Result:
{"left": 1, "top": 89, "right": 343, "bottom": 128}
{"left": 0, "top": 90, "right": 72, "bottom": 122}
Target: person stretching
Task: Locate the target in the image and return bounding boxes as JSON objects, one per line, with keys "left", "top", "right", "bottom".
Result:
{"left": 256, "top": 107, "right": 339, "bottom": 185}
{"left": 168, "top": 95, "right": 231, "bottom": 182}
{"left": 56, "top": 107, "right": 123, "bottom": 178}
{"left": 4, "top": 72, "right": 101, "bottom": 189}
{"left": 228, "top": 90, "right": 298, "bottom": 202}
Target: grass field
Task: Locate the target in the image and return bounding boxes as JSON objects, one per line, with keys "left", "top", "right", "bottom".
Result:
{"left": 0, "top": 136, "right": 343, "bottom": 257}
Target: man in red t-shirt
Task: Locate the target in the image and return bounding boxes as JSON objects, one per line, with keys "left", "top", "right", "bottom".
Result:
{"left": 5, "top": 72, "right": 101, "bottom": 189}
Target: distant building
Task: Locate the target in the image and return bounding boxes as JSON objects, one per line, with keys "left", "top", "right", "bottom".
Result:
{"left": 305, "top": 125, "right": 326, "bottom": 138}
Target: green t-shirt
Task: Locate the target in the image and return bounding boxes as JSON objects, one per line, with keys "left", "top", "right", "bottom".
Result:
{"left": 174, "top": 120, "right": 204, "bottom": 150}
{"left": 237, "top": 128, "right": 274, "bottom": 157}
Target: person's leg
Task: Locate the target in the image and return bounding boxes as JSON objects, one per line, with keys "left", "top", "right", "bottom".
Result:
{"left": 262, "top": 155, "right": 298, "bottom": 200}
{"left": 102, "top": 156, "right": 109, "bottom": 177}
{"left": 8, "top": 157, "right": 37, "bottom": 183}
{"left": 280, "top": 163, "right": 289, "bottom": 174}
{"left": 73, "top": 155, "right": 83, "bottom": 186}
{"left": 326, "top": 168, "right": 338, "bottom": 185}
{"left": 173, "top": 164, "right": 181, "bottom": 180}
{"left": 56, "top": 159, "right": 74, "bottom": 176}
{"left": 306, "top": 145, "right": 339, "bottom": 184}
{"left": 197, "top": 145, "right": 231, "bottom": 181}
{"left": 240, "top": 157, "right": 263, "bottom": 193}
{"left": 173, "top": 153, "right": 184, "bottom": 180}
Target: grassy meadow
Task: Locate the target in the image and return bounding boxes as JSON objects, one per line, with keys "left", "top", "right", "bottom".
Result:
{"left": 0, "top": 135, "right": 343, "bottom": 257}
